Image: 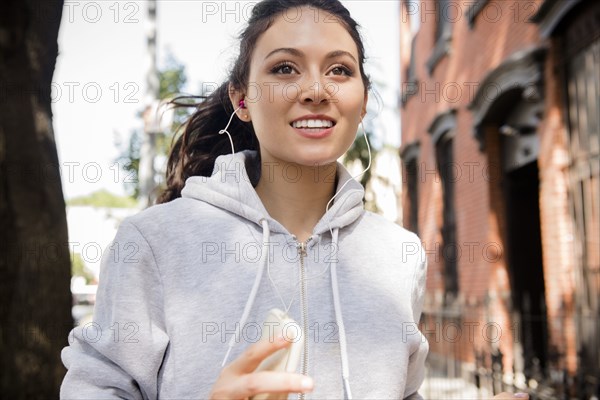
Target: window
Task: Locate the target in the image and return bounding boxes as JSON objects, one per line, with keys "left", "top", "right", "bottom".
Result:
{"left": 465, "top": 0, "right": 490, "bottom": 29}
{"left": 434, "top": 0, "right": 449, "bottom": 42}
{"left": 402, "top": 36, "right": 419, "bottom": 107}
{"left": 401, "top": 143, "right": 420, "bottom": 235}
{"left": 428, "top": 109, "right": 458, "bottom": 302}
{"left": 563, "top": 13, "right": 599, "bottom": 380}
{"left": 407, "top": 158, "right": 419, "bottom": 235}
{"left": 426, "top": 0, "right": 453, "bottom": 75}
{"left": 402, "top": 0, "right": 420, "bottom": 107}
{"left": 436, "top": 133, "right": 458, "bottom": 300}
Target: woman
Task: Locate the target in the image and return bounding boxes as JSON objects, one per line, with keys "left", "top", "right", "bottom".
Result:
{"left": 60, "top": 1, "right": 528, "bottom": 399}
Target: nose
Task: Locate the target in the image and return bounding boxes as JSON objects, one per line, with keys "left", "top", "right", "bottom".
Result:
{"left": 299, "top": 70, "right": 332, "bottom": 105}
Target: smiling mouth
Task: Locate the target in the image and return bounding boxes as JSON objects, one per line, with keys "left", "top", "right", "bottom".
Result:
{"left": 289, "top": 121, "right": 336, "bottom": 139}
{"left": 289, "top": 121, "right": 337, "bottom": 130}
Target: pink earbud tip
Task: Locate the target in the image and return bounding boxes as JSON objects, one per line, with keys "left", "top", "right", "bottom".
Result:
{"left": 239, "top": 99, "right": 245, "bottom": 108}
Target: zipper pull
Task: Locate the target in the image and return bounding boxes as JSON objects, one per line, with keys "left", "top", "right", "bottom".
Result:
{"left": 296, "top": 236, "right": 313, "bottom": 258}
{"left": 297, "top": 241, "right": 307, "bottom": 258}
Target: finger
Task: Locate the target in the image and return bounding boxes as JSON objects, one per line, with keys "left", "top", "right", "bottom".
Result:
{"left": 228, "top": 334, "right": 291, "bottom": 373}
{"left": 234, "top": 371, "right": 313, "bottom": 398}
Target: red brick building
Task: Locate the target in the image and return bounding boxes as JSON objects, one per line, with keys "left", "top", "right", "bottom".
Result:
{"left": 399, "top": 0, "right": 598, "bottom": 397}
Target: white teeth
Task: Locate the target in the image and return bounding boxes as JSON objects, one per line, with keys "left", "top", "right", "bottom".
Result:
{"left": 292, "top": 119, "right": 333, "bottom": 129}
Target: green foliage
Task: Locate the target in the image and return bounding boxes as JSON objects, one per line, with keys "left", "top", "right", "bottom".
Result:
{"left": 70, "top": 252, "right": 95, "bottom": 283}
{"left": 67, "top": 189, "right": 138, "bottom": 208}
{"left": 114, "top": 52, "right": 188, "bottom": 199}
{"left": 114, "top": 127, "right": 142, "bottom": 198}
{"left": 344, "top": 127, "right": 378, "bottom": 188}
{"left": 160, "top": 52, "right": 187, "bottom": 100}
{"left": 343, "top": 125, "right": 381, "bottom": 214}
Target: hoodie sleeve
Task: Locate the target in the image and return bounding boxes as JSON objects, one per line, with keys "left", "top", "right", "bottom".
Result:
{"left": 403, "top": 239, "right": 429, "bottom": 400}
{"left": 60, "top": 220, "right": 169, "bottom": 400}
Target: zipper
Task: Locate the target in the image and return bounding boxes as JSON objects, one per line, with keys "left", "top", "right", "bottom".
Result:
{"left": 295, "top": 236, "right": 312, "bottom": 400}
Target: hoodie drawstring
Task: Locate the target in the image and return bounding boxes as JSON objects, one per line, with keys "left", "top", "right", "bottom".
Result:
{"left": 221, "top": 221, "right": 353, "bottom": 399}
{"left": 221, "top": 218, "right": 271, "bottom": 367}
{"left": 330, "top": 227, "right": 352, "bottom": 399}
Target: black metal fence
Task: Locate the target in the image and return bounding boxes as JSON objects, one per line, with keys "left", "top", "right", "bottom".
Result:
{"left": 420, "top": 301, "right": 600, "bottom": 399}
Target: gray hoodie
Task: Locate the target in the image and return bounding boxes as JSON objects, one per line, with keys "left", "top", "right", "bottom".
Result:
{"left": 60, "top": 149, "right": 428, "bottom": 399}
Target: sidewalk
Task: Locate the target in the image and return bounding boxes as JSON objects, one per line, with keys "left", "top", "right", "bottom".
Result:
{"left": 421, "top": 374, "right": 494, "bottom": 400}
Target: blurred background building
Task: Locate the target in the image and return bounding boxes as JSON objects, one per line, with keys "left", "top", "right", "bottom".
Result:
{"left": 399, "top": 0, "right": 599, "bottom": 398}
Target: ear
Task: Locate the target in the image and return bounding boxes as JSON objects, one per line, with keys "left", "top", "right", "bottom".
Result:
{"left": 361, "top": 91, "right": 369, "bottom": 121}
{"left": 228, "top": 83, "right": 250, "bottom": 122}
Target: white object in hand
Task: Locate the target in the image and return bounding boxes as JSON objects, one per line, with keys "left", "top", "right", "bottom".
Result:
{"left": 251, "top": 308, "right": 303, "bottom": 400}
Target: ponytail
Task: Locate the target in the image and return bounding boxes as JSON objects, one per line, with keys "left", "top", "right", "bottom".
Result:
{"left": 156, "top": 82, "right": 259, "bottom": 204}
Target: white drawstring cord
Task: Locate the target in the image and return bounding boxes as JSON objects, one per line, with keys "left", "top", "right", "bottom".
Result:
{"left": 221, "top": 218, "right": 270, "bottom": 367}
{"left": 324, "top": 120, "right": 371, "bottom": 399}
{"left": 330, "top": 227, "right": 353, "bottom": 399}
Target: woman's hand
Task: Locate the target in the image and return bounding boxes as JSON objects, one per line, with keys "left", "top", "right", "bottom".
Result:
{"left": 492, "top": 392, "right": 529, "bottom": 399}
{"left": 209, "top": 334, "right": 314, "bottom": 399}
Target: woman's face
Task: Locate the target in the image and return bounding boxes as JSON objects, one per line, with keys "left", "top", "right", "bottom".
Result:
{"left": 237, "top": 6, "right": 368, "bottom": 168}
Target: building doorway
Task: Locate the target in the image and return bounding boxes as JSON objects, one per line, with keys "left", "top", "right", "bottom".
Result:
{"left": 499, "top": 100, "right": 549, "bottom": 378}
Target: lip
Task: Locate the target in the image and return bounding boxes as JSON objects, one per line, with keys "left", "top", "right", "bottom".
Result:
{"left": 290, "top": 114, "right": 336, "bottom": 139}
{"left": 292, "top": 125, "right": 334, "bottom": 139}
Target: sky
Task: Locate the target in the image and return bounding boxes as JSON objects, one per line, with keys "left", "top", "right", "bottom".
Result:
{"left": 52, "top": 0, "right": 401, "bottom": 200}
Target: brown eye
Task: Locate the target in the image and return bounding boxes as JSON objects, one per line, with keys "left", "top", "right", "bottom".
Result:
{"left": 330, "top": 65, "right": 353, "bottom": 76}
{"left": 271, "top": 62, "right": 297, "bottom": 75}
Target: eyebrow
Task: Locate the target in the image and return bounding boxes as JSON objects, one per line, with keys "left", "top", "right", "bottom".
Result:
{"left": 264, "top": 48, "right": 358, "bottom": 64}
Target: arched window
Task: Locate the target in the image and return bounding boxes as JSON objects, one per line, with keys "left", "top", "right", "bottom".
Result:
{"left": 401, "top": 143, "right": 420, "bottom": 235}
{"left": 428, "top": 109, "right": 458, "bottom": 301}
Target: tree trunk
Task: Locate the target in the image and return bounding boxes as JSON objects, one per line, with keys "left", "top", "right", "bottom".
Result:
{"left": 0, "top": 1, "right": 72, "bottom": 398}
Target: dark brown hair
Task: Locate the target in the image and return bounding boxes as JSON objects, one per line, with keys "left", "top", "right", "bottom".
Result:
{"left": 157, "top": 0, "right": 372, "bottom": 204}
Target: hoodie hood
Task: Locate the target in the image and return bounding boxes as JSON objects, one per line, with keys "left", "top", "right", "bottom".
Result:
{"left": 180, "top": 149, "right": 366, "bottom": 240}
